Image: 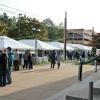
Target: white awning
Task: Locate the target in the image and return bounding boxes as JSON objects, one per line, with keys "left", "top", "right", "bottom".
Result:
{"left": 19, "top": 39, "right": 58, "bottom": 50}
{"left": 0, "top": 36, "right": 34, "bottom": 50}
{"left": 47, "top": 42, "right": 74, "bottom": 50}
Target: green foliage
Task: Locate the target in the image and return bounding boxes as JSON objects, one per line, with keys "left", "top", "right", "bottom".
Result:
{"left": 0, "top": 13, "right": 64, "bottom": 42}
{"left": 42, "top": 18, "right": 64, "bottom": 42}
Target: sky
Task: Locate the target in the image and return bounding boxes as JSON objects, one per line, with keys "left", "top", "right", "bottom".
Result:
{"left": 0, "top": 0, "right": 100, "bottom": 32}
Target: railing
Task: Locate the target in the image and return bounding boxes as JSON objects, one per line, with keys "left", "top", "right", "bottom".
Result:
{"left": 78, "top": 55, "right": 100, "bottom": 81}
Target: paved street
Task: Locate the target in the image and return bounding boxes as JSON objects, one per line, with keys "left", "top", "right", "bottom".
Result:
{"left": 0, "top": 62, "right": 93, "bottom": 100}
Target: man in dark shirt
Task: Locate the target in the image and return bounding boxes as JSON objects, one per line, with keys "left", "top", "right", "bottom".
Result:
{"left": 27, "top": 50, "right": 33, "bottom": 69}
{"left": 50, "top": 50, "right": 56, "bottom": 69}
{"left": 0, "top": 50, "right": 7, "bottom": 86}
{"left": 0, "top": 50, "right": 2, "bottom": 86}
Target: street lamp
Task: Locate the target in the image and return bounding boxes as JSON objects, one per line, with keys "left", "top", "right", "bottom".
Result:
{"left": 32, "top": 28, "right": 40, "bottom": 63}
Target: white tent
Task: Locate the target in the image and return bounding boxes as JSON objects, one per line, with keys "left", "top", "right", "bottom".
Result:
{"left": 76, "top": 44, "right": 92, "bottom": 51}
{"left": 0, "top": 36, "right": 34, "bottom": 50}
{"left": 47, "top": 42, "right": 74, "bottom": 50}
{"left": 19, "top": 39, "right": 58, "bottom": 50}
{"left": 67, "top": 43, "right": 92, "bottom": 51}
{"left": 67, "top": 43, "right": 82, "bottom": 50}
{"left": 47, "top": 42, "right": 63, "bottom": 50}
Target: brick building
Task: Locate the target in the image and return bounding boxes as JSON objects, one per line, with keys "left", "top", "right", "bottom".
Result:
{"left": 66, "top": 29, "right": 96, "bottom": 45}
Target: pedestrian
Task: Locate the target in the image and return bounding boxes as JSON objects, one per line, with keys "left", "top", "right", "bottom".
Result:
{"left": 0, "top": 50, "right": 3, "bottom": 86}
{"left": 48, "top": 53, "right": 51, "bottom": 62}
{"left": 50, "top": 50, "right": 56, "bottom": 69}
{"left": 19, "top": 51, "right": 22, "bottom": 65}
{"left": 27, "top": 50, "right": 33, "bottom": 69}
{"left": 23, "top": 51, "right": 28, "bottom": 69}
{"left": 66, "top": 50, "right": 70, "bottom": 60}
{"left": 91, "top": 46, "right": 97, "bottom": 72}
{"left": 13, "top": 49, "right": 19, "bottom": 71}
{"left": 0, "top": 49, "right": 7, "bottom": 87}
{"left": 56, "top": 51, "right": 61, "bottom": 69}
{"left": 6, "top": 47, "right": 13, "bottom": 84}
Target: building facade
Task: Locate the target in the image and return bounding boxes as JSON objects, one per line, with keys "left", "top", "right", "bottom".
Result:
{"left": 66, "top": 29, "right": 95, "bottom": 45}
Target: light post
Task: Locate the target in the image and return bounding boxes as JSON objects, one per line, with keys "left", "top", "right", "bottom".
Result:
{"left": 32, "top": 28, "right": 40, "bottom": 63}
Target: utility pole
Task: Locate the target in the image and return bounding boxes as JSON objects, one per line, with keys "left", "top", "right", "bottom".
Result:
{"left": 92, "top": 27, "right": 94, "bottom": 41}
{"left": 64, "top": 11, "right": 67, "bottom": 60}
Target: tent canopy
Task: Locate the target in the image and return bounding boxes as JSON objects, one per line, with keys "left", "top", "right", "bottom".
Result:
{"left": 47, "top": 42, "right": 74, "bottom": 50}
{"left": 0, "top": 36, "right": 34, "bottom": 50}
{"left": 76, "top": 44, "right": 92, "bottom": 51}
{"left": 67, "top": 43, "right": 92, "bottom": 51}
{"left": 19, "top": 39, "right": 58, "bottom": 50}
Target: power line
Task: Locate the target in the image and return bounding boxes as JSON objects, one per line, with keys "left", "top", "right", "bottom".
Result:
{"left": 0, "top": 3, "right": 26, "bottom": 13}
{"left": 0, "top": 3, "right": 42, "bottom": 19}
{"left": 0, "top": 8, "right": 18, "bottom": 15}
{"left": 0, "top": 3, "right": 54, "bottom": 23}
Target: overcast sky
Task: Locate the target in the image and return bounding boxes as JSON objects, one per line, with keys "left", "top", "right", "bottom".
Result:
{"left": 0, "top": 0, "right": 100, "bottom": 32}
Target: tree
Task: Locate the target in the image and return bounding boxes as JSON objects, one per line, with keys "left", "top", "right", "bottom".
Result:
{"left": 94, "top": 33, "right": 100, "bottom": 48}
{"left": 42, "top": 18, "right": 54, "bottom": 27}
{"left": 42, "top": 18, "right": 64, "bottom": 41}
{"left": 0, "top": 13, "right": 64, "bottom": 42}
{"left": 0, "top": 13, "right": 15, "bottom": 36}
{"left": 56, "top": 23, "right": 64, "bottom": 42}
{"left": 0, "top": 13, "right": 8, "bottom": 35}
{"left": 8, "top": 15, "right": 48, "bottom": 41}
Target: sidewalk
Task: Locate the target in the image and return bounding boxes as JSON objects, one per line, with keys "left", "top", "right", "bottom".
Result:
{"left": 46, "top": 66, "right": 100, "bottom": 100}
{"left": 0, "top": 62, "right": 94, "bottom": 100}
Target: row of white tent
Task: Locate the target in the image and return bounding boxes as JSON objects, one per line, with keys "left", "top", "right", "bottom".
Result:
{"left": 19, "top": 40, "right": 75, "bottom": 50}
{"left": 19, "top": 39, "right": 92, "bottom": 51}
{"left": 0, "top": 36, "right": 92, "bottom": 51}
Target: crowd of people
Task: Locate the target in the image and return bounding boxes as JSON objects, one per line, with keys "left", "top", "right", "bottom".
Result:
{"left": 0, "top": 46, "right": 98, "bottom": 87}
{"left": 45, "top": 47, "right": 98, "bottom": 70}
{"left": 48, "top": 50, "right": 61, "bottom": 69}
{"left": 0, "top": 48, "right": 61, "bottom": 87}
{"left": 66, "top": 47, "right": 97, "bottom": 61}
{"left": 22, "top": 50, "right": 33, "bottom": 69}
{"left": 0, "top": 47, "right": 33, "bottom": 87}
{"left": 0, "top": 47, "right": 13, "bottom": 87}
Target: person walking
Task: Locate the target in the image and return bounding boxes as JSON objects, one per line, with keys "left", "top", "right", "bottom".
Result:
{"left": 56, "top": 51, "right": 61, "bottom": 69}
{"left": 50, "top": 50, "right": 56, "bottom": 69}
{"left": 6, "top": 47, "right": 13, "bottom": 84}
